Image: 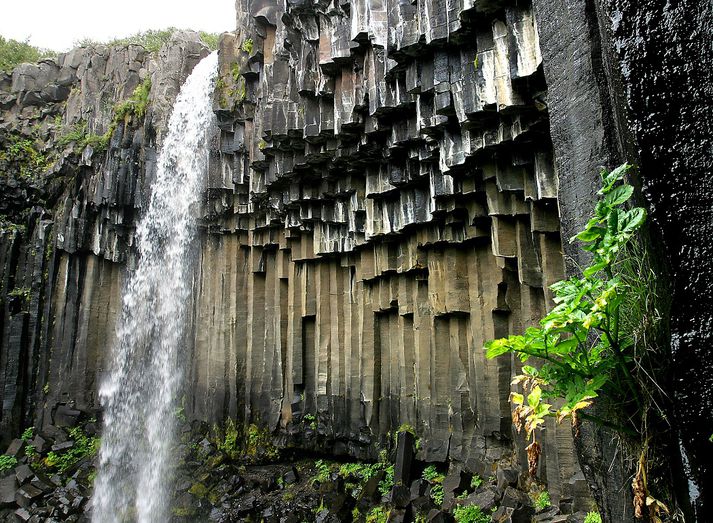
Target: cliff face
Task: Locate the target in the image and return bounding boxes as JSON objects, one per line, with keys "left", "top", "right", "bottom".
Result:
{"left": 189, "top": 0, "right": 584, "bottom": 502}
{"left": 0, "top": 32, "right": 209, "bottom": 441}
{"left": 2, "top": 0, "right": 709, "bottom": 516}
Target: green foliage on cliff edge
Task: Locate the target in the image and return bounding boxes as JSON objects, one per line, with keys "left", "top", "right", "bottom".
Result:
{"left": 0, "top": 36, "right": 55, "bottom": 73}
{"left": 114, "top": 76, "right": 152, "bottom": 122}
{"left": 75, "top": 28, "right": 220, "bottom": 53}
{"left": 0, "top": 134, "right": 52, "bottom": 179}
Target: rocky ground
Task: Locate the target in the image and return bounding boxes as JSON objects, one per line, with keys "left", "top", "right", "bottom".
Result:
{"left": 1, "top": 416, "right": 596, "bottom": 522}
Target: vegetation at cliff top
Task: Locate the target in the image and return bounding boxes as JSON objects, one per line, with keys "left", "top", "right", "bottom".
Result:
{"left": 75, "top": 28, "right": 220, "bottom": 53}
{"left": 0, "top": 36, "right": 55, "bottom": 73}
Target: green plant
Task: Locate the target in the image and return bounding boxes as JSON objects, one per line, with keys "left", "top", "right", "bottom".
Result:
{"left": 472, "top": 56, "right": 479, "bottom": 70}
{"left": 241, "top": 38, "right": 254, "bottom": 54}
{"left": 485, "top": 164, "right": 648, "bottom": 475}
{"left": 422, "top": 464, "right": 444, "bottom": 483}
{"left": 535, "top": 490, "right": 551, "bottom": 510}
{"left": 0, "top": 135, "right": 51, "bottom": 179}
{"left": 0, "top": 455, "right": 17, "bottom": 473}
{"left": 0, "top": 36, "right": 55, "bottom": 72}
{"left": 453, "top": 504, "right": 490, "bottom": 523}
{"left": 470, "top": 474, "right": 483, "bottom": 489}
{"left": 24, "top": 445, "right": 37, "bottom": 460}
{"left": 8, "top": 287, "right": 30, "bottom": 301}
{"left": 366, "top": 506, "right": 389, "bottom": 523}
{"left": 584, "top": 512, "right": 602, "bottom": 523}
{"left": 378, "top": 464, "right": 394, "bottom": 497}
{"left": 58, "top": 121, "right": 112, "bottom": 154}
{"left": 114, "top": 77, "right": 152, "bottom": 122}
{"left": 303, "top": 413, "right": 317, "bottom": 430}
{"left": 199, "top": 32, "right": 220, "bottom": 51}
{"left": 310, "top": 459, "right": 332, "bottom": 486}
{"left": 42, "top": 427, "right": 100, "bottom": 474}
{"left": 245, "top": 423, "right": 279, "bottom": 460}
{"left": 430, "top": 484, "right": 444, "bottom": 506}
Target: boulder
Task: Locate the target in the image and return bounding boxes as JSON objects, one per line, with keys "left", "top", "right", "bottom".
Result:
{"left": 15, "top": 465, "right": 34, "bottom": 485}
{"left": 53, "top": 405, "right": 81, "bottom": 428}
{"left": 0, "top": 474, "right": 17, "bottom": 508}
{"left": 496, "top": 466, "right": 519, "bottom": 490}
{"left": 5, "top": 439, "right": 25, "bottom": 458}
{"left": 15, "top": 484, "right": 43, "bottom": 508}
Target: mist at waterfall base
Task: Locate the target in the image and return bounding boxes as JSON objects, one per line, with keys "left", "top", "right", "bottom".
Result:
{"left": 91, "top": 53, "right": 218, "bottom": 523}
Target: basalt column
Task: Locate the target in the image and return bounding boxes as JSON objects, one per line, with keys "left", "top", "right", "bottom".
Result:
{"left": 188, "top": 0, "right": 589, "bottom": 508}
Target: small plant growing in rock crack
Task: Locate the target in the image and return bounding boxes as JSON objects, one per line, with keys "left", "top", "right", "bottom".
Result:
{"left": 485, "top": 164, "right": 648, "bottom": 475}
{"left": 584, "top": 512, "right": 602, "bottom": 523}
{"left": 453, "top": 504, "right": 490, "bottom": 523}
{"left": 0, "top": 455, "right": 17, "bottom": 473}
{"left": 303, "top": 413, "right": 317, "bottom": 430}
{"left": 241, "top": 38, "right": 254, "bottom": 54}
{"left": 365, "top": 506, "right": 390, "bottom": 523}
{"left": 470, "top": 474, "right": 483, "bottom": 489}
{"left": 534, "top": 490, "right": 551, "bottom": 510}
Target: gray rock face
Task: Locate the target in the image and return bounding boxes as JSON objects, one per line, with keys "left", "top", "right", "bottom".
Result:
{"left": 0, "top": 34, "right": 210, "bottom": 447}
{"left": 185, "top": 0, "right": 582, "bottom": 505}
{"left": 1, "top": 0, "right": 706, "bottom": 517}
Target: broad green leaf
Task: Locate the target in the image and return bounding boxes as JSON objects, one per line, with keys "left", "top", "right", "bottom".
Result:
{"left": 528, "top": 386, "right": 542, "bottom": 408}
{"left": 571, "top": 226, "right": 606, "bottom": 244}
{"left": 484, "top": 338, "right": 511, "bottom": 359}
{"left": 510, "top": 392, "right": 524, "bottom": 405}
{"left": 604, "top": 184, "right": 634, "bottom": 207}
{"left": 619, "top": 207, "right": 647, "bottom": 235}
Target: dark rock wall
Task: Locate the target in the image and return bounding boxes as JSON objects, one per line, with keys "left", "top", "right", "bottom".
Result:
{"left": 189, "top": 0, "right": 590, "bottom": 506}
{"left": 594, "top": 2, "right": 713, "bottom": 514}
{"left": 0, "top": 33, "right": 209, "bottom": 443}
{"left": 533, "top": 0, "right": 712, "bottom": 517}
{"left": 9, "top": 0, "right": 709, "bottom": 514}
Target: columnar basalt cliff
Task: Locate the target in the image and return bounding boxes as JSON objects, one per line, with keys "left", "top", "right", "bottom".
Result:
{"left": 0, "top": 32, "right": 210, "bottom": 439}
{"left": 1, "top": 0, "right": 711, "bottom": 520}
{"left": 194, "top": 0, "right": 582, "bottom": 500}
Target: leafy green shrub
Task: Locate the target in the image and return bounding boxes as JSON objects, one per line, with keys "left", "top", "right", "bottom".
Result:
{"left": 584, "top": 512, "right": 602, "bottom": 523}
{"left": 422, "top": 464, "right": 442, "bottom": 483}
{"left": 198, "top": 32, "right": 220, "bottom": 51}
{"left": 76, "top": 29, "right": 220, "bottom": 53}
{"left": 485, "top": 164, "right": 648, "bottom": 474}
{"left": 378, "top": 464, "right": 395, "bottom": 497}
{"left": 453, "top": 504, "right": 490, "bottom": 523}
{"left": 470, "top": 474, "right": 483, "bottom": 489}
{"left": 241, "top": 39, "right": 254, "bottom": 54}
{"left": 114, "top": 77, "right": 152, "bottom": 122}
{"left": 0, "top": 135, "right": 51, "bottom": 179}
{"left": 0, "top": 455, "right": 17, "bottom": 473}
{"left": 310, "top": 459, "right": 332, "bottom": 486}
{"left": 535, "top": 491, "right": 551, "bottom": 510}
{"left": 58, "top": 121, "right": 112, "bottom": 153}
{"left": 366, "top": 506, "right": 389, "bottom": 523}
{"left": 0, "top": 36, "right": 54, "bottom": 72}
{"left": 217, "top": 418, "right": 239, "bottom": 459}
{"left": 21, "top": 427, "right": 34, "bottom": 441}
{"left": 42, "top": 427, "right": 99, "bottom": 474}
{"left": 430, "top": 484, "right": 444, "bottom": 506}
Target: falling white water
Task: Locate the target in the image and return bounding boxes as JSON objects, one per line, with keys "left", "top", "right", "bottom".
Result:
{"left": 92, "top": 52, "right": 218, "bottom": 523}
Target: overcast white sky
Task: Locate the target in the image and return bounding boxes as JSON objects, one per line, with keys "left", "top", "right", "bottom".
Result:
{"left": 0, "top": 0, "right": 236, "bottom": 51}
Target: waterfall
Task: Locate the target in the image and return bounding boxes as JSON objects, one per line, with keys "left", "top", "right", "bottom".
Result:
{"left": 92, "top": 52, "right": 218, "bottom": 523}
